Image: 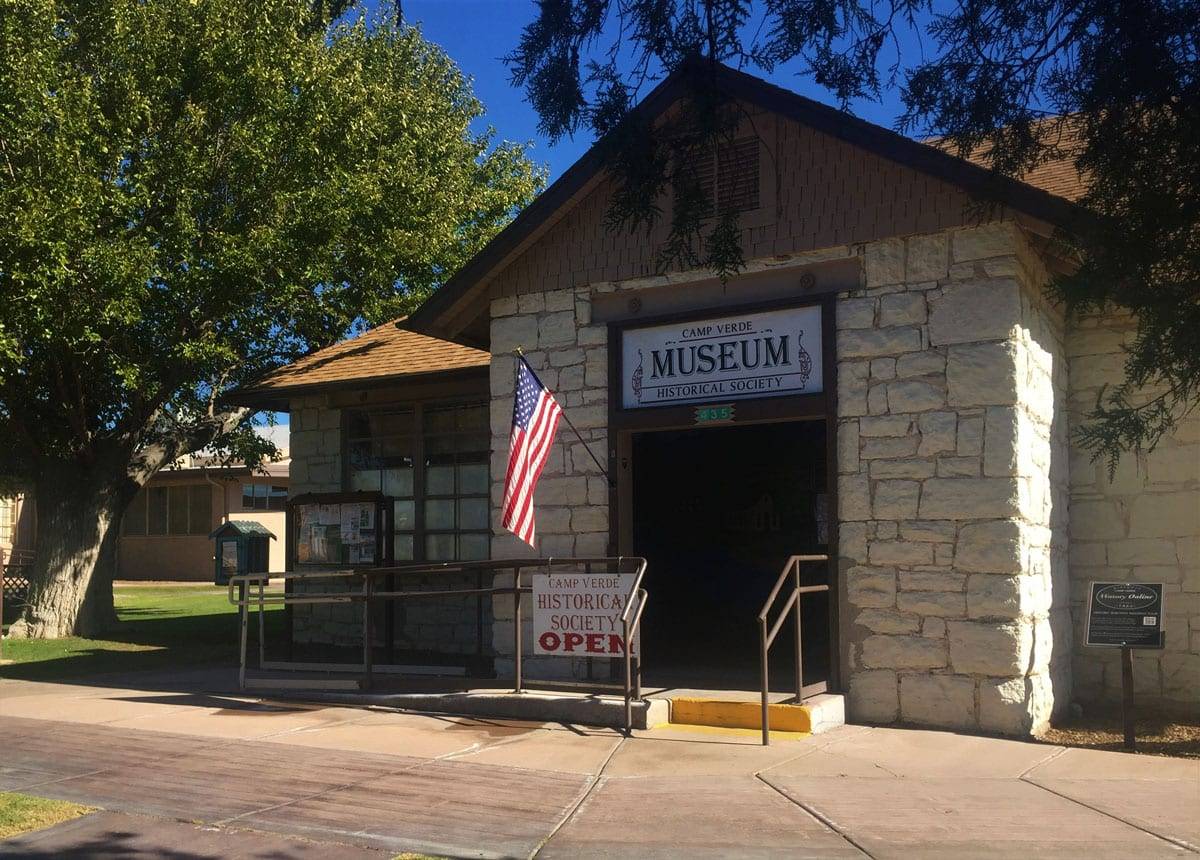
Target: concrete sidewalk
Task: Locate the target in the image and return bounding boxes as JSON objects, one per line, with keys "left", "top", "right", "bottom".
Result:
{"left": 1, "top": 671, "right": 1197, "bottom": 858}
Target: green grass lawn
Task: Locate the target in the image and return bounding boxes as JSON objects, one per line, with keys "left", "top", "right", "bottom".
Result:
{"left": 0, "top": 792, "right": 93, "bottom": 839}
{"left": 1, "top": 585, "right": 283, "bottom": 681}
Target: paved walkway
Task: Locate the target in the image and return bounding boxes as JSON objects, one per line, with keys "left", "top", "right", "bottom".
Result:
{"left": 1, "top": 670, "right": 1197, "bottom": 858}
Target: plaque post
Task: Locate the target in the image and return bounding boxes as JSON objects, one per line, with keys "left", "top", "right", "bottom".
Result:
{"left": 1120, "top": 644, "right": 1135, "bottom": 751}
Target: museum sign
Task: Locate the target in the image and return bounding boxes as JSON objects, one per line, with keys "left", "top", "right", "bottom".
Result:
{"left": 621, "top": 305, "right": 823, "bottom": 409}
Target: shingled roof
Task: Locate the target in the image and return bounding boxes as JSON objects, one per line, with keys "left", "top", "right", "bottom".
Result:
{"left": 234, "top": 319, "right": 488, "bottom": 403}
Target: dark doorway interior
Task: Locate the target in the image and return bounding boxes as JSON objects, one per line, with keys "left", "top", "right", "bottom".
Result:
{"left": 631, "top": 420, "right": 830, "bottom": 690}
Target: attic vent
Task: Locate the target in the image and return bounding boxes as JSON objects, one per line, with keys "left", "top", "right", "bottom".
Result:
{"left": 686, "top": 136, "right": 761, "bottom": 214}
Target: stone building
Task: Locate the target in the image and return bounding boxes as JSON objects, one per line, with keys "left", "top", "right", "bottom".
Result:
{"left": 237, "top": 64, "right": 1198, "bottom": 733}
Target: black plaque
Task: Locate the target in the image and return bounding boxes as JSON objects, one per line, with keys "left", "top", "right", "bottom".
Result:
{"left": 1085, "top": 582, "right": 1164, "bottom": 648}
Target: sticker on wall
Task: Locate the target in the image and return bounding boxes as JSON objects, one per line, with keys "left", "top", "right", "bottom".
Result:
{"left": 621, "top": 305, "right": 822, "bottom": 409}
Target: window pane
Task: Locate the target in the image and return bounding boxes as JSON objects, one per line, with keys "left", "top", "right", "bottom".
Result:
{"left": 189, "top": 485, "right": 211, "bottom": 534}
{"left": 268, "top": 486, "right": 287, "bottom": 511}
{"left": 459, "top": 434, "right": 489, "bottom": 459}
{"left": 426, "top": 465, "right": 454, "bottom": 495}
{"left": 148, "top": 487, "right": 168, "bottom": 535}
{"left": 459, "top": 533, "right": 489, "bottom": 561}
{"left": 457, "top": 404, "right": 488, "bottom": 432}
{"left": 382, "top": 467, "right": 413, "bottom": 496}
{"left": 458, "top": 464, "right": 489, "bottom": 495}
{"left": 425, "top": 499, "right": 454, "bottom": 530}
{"left": 393, "top": 500, "right": 415, "bottom": 531}
{"left": 425, "top": 533, "right": 455, "bottom": 561}
{"left": 348, "top": 440, "right": 380, "bottom": 472}
{"left": 123, "top": 490, "right": 147, "bottom": 536}
{"left": 423, "top": 405, "right": 456, "bottom": 433}
{"left": 168, "top": 485, "right": 189, "bottom": 535}
{"left": 242, "top": 484, "right": 255, "bottom": 508}
{"left": 458, "top": 498, "right": 488, "bottom": 530}
{"left": 350, "top": 469, "right": 381, "bottom": 492}
{"left": 365, "top": 411, "right": 414, "bottom": 438}
{"left": 393, "top": 534, "right": 414, "bottom": 560}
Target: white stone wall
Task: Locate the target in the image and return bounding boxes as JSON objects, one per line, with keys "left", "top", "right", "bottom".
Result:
{"left": 489, "top": 289, "right": 611, "bottom": 677}
{"left": 288, "top": 394, "right": 343, "bottom": 496}
{"left": 840, "top": 222, "right": 1070, "bottom": 735}
{"left": 1067, "top": 311, "right": 1200, "bottom": 711}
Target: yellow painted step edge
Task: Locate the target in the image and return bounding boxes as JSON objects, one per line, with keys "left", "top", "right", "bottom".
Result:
{"left": 669, "top": 697, "right": 813, "bottom": 733}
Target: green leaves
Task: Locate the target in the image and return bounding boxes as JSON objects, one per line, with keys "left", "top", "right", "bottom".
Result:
{"left": 0, "top": 0, "right": 543, "bottom": 478}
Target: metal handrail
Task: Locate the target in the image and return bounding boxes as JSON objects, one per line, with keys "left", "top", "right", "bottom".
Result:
{"left": 758, "top": 554, "right": 829, "bottom": 745}
{"left": 227, "top": 556, "right": 649, "bottom": 735}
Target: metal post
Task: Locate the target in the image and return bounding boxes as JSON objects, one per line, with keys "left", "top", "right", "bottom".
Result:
{"left": 761, "top": 616, "right": 770, "bottom": 746}
{"left": 362, "top": 574, "right": 374, "bottom": 692}
{"left": 624, "top": 615, "right": 632, "bottom": 737}
{"left": 1121, "top": 645, "right": 1136, "bottom": 751}
{"left": 238, "top": 580, "right": 248, "bottom": 690}
{"left": 794, "top": 560, "right": 804, "bottom": 703}
{"left": 257, "top": 577, "right": 265, "bottom": 668}
{"left": 513, "top": 569, "right": 523, "bottom": 693}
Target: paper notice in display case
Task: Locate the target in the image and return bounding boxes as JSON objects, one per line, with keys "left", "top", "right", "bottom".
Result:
{"left": 295, "top": 501, "right": 379, "bottom": 566}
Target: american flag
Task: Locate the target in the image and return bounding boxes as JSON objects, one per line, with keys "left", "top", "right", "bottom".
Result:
{"left": 501, "top": 357, "right": 563, "bottom": 547}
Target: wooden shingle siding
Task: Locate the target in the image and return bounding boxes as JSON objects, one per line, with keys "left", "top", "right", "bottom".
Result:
{"left": 490, "top": 113, "right": 997, "bottom": 301}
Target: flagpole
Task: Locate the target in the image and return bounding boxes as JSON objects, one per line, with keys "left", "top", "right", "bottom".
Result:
{"left": 515, "top": 348, "right": 610, "bottom": 484}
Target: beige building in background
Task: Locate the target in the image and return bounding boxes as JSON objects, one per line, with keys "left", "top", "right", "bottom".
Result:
{"left": 118, "top": 460, "right": 289, "bottom": 581}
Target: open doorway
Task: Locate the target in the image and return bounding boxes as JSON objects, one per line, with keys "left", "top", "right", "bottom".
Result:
{"left": 630, "top": 420, "right": 831, "bottom": 690}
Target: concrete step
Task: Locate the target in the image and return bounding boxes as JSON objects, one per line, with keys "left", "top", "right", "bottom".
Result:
{"left": 276, "top": 686, "right": 671, "bottom": 730}
{"left": 667, "top": 693, "right": 845, "bottom": 734}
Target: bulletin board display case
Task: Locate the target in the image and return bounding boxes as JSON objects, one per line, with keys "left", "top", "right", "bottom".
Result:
{"left": 288, "top": 492, "right": 391, "bottom": 569}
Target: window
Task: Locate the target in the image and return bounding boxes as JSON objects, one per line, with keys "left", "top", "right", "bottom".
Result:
{"left": 347, "top": 402, "right": 489, "bottom": 562}
{"left": 0, "top": 498, "right": 13, "bottom": 545}
{"left": 123, "top": 484, "right": 211, "bottom": 536}
{"left": 242, "top": 483, "right": 288, "bottom": 511}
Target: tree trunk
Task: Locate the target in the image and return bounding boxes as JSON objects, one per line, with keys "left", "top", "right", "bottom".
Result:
{"left": 7, "top": 460, "right": 128, "bottom": 639}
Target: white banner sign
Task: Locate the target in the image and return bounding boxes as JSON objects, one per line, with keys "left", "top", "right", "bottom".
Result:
{"left": 533, "top": 572, "right": 640, "bottom": 657}
{"left": 621, "top": 305, "right": 823, "bottom": 409}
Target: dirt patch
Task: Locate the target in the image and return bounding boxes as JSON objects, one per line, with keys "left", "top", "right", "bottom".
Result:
{"left": 1039, "top": 710, "right": 1200, "bottom": 759}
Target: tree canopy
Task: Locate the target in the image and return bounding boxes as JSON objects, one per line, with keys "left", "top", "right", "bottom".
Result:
{"left": 0, "top": 0, "right": 543, "bottom": 636}
{"left": 507, "top": 0, "right": 1199, "bottom": 467}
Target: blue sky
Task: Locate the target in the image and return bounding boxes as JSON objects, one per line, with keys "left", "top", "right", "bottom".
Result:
{"left": 390, "top": 0, "right": 924, "bottom": 184}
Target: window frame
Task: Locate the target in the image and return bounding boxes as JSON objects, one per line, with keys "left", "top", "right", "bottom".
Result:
{"left": 344, "top": 399, "right": 490, "bottom": 564}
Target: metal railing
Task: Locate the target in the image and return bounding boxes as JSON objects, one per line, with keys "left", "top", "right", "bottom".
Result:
{"left": 758, "top": 554, "right": 829, "bottom": 745}
{"left": 227, "top": 556, "right": 649, "bottom": 735}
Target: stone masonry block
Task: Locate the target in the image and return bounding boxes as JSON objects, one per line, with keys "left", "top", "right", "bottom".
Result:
{"left": 865, "top": 237, "right": 905, "bottom": 286}
{"left": 846, "top": 566, "right": 897, "bottom": 609}
{"left": 952, "top": 223, "right": 1017, "bottom": 262}
{"left": 906, "top": 233, "right": 949, "bottom": 281}
{"left": 538, "top": 311, "right": 576, "bottom": 347}
{"left": 956, "top": 520, "right": 1024, "bottom": 573}
{"left": 492, "top": 314, "right": 538, "bottom": 353}
{"left": 873, "top": 481, "right": 920, "bottom": 520}
{"left": 948, "top": 620, "right": 1034, "bottom": 676}
{"left": 879, "top": 292, "right": 927, "bottom": 327}
{"left": 862, "top": 635, "right": 947, "bottom": 670}
{"left": 947, "top": 342, "right": 1021, "bottom": 407}
{"left": 838, "top": 328, "right": 922, "bottom": 359}
{"left": 856, "top": 608, "right": 921, "bottom": 635}
{"left": 919, "top": 478, "right": 1020, "bottom": 520}
{"left": 900, "top": 674, "right": 975, "bottom": 729}
{"left": 929, "top": 280, "right": 1021, "bottom": 346}
{"left": 869, "top": 540, "right": 933, "bottom": 566}
{"left": 978, "top": 676, "right": 1037, "bottom": 735}
{"left": 838, "top": 298, "right": 876, "bottom": 329}
{"left": 896, "top": 351, "right": 946, "bottom": 379}
{"left": 849, "top": 669, "right": 898, "bottom": 723}
{"left": 888, "top": 380, "right": 946, "bottom": 413}
{"left": 918, "top": 412, "right": 957, "bottom": 456}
